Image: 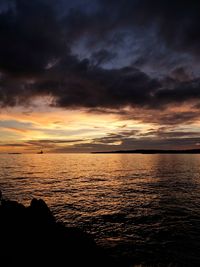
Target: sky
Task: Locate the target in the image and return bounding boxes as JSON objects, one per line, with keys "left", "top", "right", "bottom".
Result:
{"left": 0, "top": 0, "right": 200, "bottom": 153}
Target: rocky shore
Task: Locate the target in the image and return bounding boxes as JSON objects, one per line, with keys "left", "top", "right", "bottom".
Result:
{"left": 0, "top": 195, "right": 122, "bottom": 267}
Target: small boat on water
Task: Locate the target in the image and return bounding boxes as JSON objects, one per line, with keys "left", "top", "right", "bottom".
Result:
{"left": 37, "top": 150, "right": 43, "bottom": 154}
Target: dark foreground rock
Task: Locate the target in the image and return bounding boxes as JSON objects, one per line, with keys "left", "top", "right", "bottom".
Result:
{"left": 0, "top": 197, "right": 121, "bottom": 267}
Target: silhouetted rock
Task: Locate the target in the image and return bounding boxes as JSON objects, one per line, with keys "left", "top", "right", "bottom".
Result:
{"left": 0, "top": 195, "right": 119, "bottom": 267}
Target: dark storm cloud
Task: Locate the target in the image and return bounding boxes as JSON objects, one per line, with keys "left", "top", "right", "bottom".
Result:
{"left": 170, "top": 67, "right": 192, "bottom": 82}
{"left": 0, "top": 0, "right": 200, "bottom": 120}
{"left": 155, "top": 78, "right": 200, "bottom": 105}
{"left": 99, "top": 0, "right": 200, "bottom": 56}
{"left": 63, "top": 0, "right": 200, "bottom": 68}
{"left": 48, "top": 66, "right": 160, "bottom": 109}
{"left": 91, "top": 49, "right": 117, "bottom": 66}
{"left": 0, "top": 0, "right": 66, "bottom": 76}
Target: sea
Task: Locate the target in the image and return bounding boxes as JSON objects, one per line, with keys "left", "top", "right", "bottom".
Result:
{"left": 1, "top": 153, "right": 200, "bottom": 266}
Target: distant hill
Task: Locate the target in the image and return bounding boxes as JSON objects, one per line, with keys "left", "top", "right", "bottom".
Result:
{"left": 92, "top": 149, "right": 200, "bottom": 154}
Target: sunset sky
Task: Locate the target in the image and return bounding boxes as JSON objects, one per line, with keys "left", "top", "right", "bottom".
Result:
{"left": 1, "top": 0, "right": 200, "bottom": 153}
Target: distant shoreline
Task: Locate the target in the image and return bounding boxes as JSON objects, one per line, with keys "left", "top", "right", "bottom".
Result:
{"left": 92, "top": 149, "right": 200, "bottom": 154}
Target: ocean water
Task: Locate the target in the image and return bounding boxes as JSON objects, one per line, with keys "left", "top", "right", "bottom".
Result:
{"left": 1, "top": 153, "right": 200, "bottom": 266}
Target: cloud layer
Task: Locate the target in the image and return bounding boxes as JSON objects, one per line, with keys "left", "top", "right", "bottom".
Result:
{"left": 0, "top": 0, "right": 200, "bottom": 127}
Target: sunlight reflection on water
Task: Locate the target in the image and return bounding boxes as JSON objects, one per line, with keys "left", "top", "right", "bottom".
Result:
{"left": 1, "top": 153, "right": 200, "bottom": 265}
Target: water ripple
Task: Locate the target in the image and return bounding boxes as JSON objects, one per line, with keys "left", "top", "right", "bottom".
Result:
{"left": 0, "top": 154, "right": 200, "bottom": 266}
